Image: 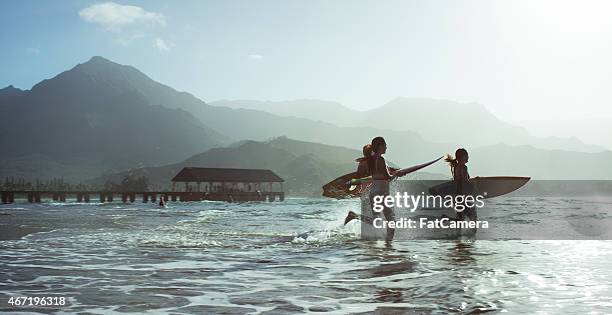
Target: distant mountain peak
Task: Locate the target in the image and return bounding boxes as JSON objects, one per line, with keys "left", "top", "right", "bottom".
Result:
{"left": 0, "top": 84, "right": 25, "bottom": 103}
{"left": 75, "top": 55, "right": 130, "bottom": 71}
{"left": 87, "top": 55, "right": 111, "bottom": 63}
{"left": 70, "top": 56, "right": 148, "bottom": 79}
{"left": 0, "top": 85, "right": 22, "bottom": 92}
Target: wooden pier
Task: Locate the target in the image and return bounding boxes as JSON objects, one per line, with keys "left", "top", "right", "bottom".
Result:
{"left": 1, "top": 167, "right": 287, "bottom": 204}
{"left": 0, "top": 190, "right": 285, "bottom": 204}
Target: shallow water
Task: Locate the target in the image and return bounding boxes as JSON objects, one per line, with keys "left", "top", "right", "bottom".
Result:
{"left": 1, "top": 198, "right": 611, "bottom": 314}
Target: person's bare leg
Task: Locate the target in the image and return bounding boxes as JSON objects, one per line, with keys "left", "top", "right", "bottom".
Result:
{"left": 382, "top": 207, "right": 395, "bottom": 241}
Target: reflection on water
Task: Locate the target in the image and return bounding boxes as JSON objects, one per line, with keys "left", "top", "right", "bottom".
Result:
{"left": 448, "top": 241, "right": 477, "bottom": 266}
{"left": 0, "top": 198, "right": 611, "bottom": 314}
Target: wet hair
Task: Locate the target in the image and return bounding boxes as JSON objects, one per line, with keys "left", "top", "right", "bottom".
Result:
{"left": 367, "top": 137, "right": 387, "bottom": 174}
{"left": 444, "top": 148, "right": 468, "bottom": 175}
{"left": 355, "top": 144, "right": 373, "bottom": 162}
{"left": 371, "top": 137, "right": 386, "bottom": 154}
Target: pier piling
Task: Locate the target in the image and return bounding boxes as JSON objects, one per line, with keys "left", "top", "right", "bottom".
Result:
{"left": 0, "top": 190, "right": 285, "bottom": 204}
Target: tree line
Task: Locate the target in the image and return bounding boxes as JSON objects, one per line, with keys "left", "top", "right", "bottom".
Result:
{"left": 2, "top": 175, "right": 149, "bottom": 192}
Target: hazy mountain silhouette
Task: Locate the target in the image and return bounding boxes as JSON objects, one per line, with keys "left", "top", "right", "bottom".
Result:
{"left": 366, "top": 97, "right": 606, "bottom": 152}
{"left": 0, "top": 56, "right": 446, "bottom": 182}
{"left": 0, "top": 85, "right": 24, "bottom": 104}
{"left": 213, "top": 97, "right": 606, "bottom": 153}
{"left": 0, "top": 57, "right": 227, "bottom": 181}
{"left": 469, "top": 144, "right": 612, "bottom": 179}
{"left": 50, "top": 57, "right": 444, "bottom": 167}
{"left": 97, "top": 135, "right": 612, "bottom": 197}
{"left": 93, "top": 137, "right": 368, "bottom": 196}
{"left": 2, "top": 56, "right": 610, "bottom": 185}
{"left": 211, "top": 99, "right": 359, "bottom": 126}
{"left": 179, "top": 99, "right": 440, "bottom": 167}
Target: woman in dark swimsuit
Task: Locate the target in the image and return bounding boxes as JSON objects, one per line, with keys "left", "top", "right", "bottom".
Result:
{"left": 344, "top": 137, "right": 407, "bottom": 240}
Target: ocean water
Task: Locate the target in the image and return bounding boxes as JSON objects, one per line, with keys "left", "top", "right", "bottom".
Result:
{"left": 1, "top": 197, "right": 611, "bottom": 314}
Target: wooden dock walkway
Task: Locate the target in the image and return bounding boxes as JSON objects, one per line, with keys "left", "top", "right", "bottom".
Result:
{"left": 0, "top": 190, "right": 285, "bottom": 203}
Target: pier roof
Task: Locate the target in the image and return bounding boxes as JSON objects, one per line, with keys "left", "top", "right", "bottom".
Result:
{"left": 171, "top": 167, "right": 284, "bottom": 183}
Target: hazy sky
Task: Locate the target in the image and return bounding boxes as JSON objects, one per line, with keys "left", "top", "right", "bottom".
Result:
{"left": 1, "top": 0, "right": 611, "bottom": 149}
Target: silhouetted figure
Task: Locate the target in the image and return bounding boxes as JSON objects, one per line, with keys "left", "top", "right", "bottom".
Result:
{"left": 344, "top": 137, "right": 408, "bottom": 241}
{"left": 443, "top": 148, "right": 477, "bottom": 221}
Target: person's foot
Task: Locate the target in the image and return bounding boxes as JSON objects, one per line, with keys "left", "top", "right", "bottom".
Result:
{"left": 344, "top": 211, "right": 358, "bottom": 225}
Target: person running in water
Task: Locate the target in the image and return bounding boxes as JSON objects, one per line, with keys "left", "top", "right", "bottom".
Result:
{"left": 344, "top": 137, "right": 407, "bottom": 240}
{"left": 444, "top": 148, "right": 477, "bottom": 221}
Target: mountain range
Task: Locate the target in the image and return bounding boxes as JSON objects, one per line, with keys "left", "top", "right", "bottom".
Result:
{"left": 1, "top": 56, "right": 611, "bottom": 194}
{"left": 0, "top": 57, "right": 226, "bottom": 180}
{"left": 211, "top": 98, "right": 606, "bottom": 153}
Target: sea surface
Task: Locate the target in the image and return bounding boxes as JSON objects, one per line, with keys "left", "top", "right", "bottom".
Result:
{"left": 1, "top": 197, "right": 611, "bottom": 314}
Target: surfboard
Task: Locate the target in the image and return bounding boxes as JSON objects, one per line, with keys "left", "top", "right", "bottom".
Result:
{"left": 322, "top": 156, "right": 443, "bottom": 199}
{"left": 322, "top": 171, "right": 366, "bottom": 199}
{"left": 429, "top": 176, "right": 530, "bottom": 198}
{"left": 348, "top": 156, "right": 443, "bottom": 186}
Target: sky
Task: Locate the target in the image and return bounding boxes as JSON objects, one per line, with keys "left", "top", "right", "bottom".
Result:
{"left": 1, "top": 0, "right": 611, "bottom": 149}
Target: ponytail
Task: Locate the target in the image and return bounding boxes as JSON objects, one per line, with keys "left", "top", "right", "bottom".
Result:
{"left": 445, "top": 148, "right": 468, "bottom": 177}
{"left": 355, "top": 144, "right": 372, "bottom": 162}
{"left": 444, "top": 154, "right": 458, "bottom": 176}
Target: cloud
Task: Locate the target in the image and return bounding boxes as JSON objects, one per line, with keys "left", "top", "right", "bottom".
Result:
{"left": 155, "top": 38, "right": 173, "bottom": 51}
{"left": 248, "top": 54, "right": 264, "bottom": 60}
{"left": 79, "top": 2, "right": 165, "bottom": 31}
{"left": 26, "top": 47, "right": 40, "bottom": 54}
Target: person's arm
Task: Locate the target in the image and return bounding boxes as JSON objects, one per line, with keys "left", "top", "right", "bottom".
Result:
{"left": 356, "top": 161, "right": 368, "bottom": 177}
{"left": 372, "top": 157, "right": 393, "bottom": 180}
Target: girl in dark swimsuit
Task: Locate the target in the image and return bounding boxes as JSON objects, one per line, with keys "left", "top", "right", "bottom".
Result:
{"left": 445, "top": 148, "right": 477, "bottom": 221}
{"left": 355, "top": 144, "right": 373, "bottom": 178}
